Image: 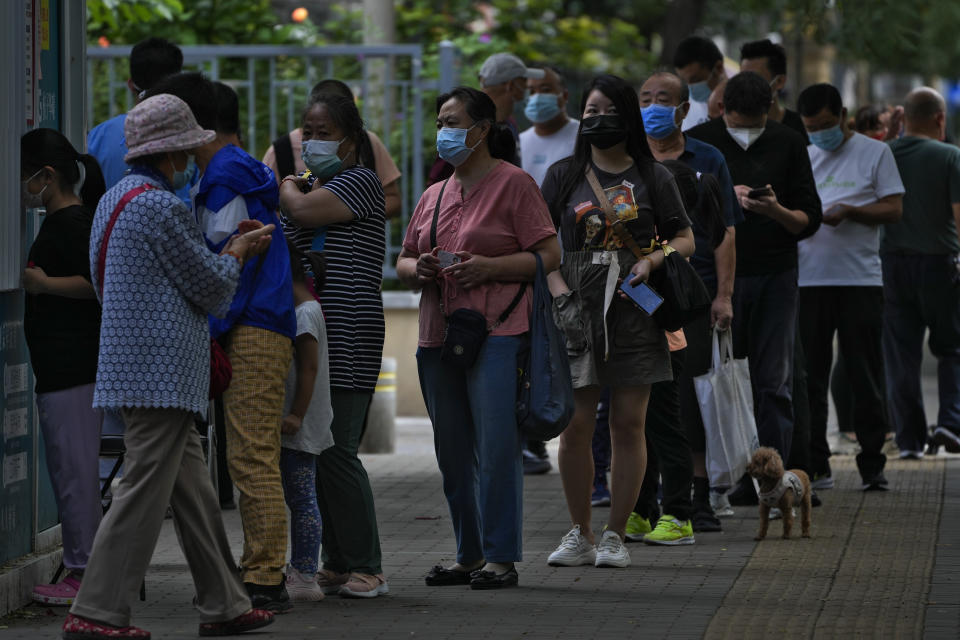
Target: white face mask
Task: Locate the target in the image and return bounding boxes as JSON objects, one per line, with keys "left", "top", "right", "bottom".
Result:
{"left": 727, "top": 127, "right": 765, "bottom": 150}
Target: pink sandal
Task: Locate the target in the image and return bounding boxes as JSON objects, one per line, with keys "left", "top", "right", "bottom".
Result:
{"left": 198, "top": 609, "right": 275, "bottom": 637}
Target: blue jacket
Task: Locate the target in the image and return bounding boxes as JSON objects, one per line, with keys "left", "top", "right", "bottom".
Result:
{"left": 194, "top": 145, "right": 296, "bottom": 340}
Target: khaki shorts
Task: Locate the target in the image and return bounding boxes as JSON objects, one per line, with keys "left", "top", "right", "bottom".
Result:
{"left": 552, "top": 250, "right": 672, "bottom": 389}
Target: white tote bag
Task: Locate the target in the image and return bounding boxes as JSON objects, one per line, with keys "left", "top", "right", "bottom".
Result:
{"left": 694, "top": 329, "right": 759, "bottom": 489}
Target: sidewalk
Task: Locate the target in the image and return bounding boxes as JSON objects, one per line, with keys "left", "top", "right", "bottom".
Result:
{"left": 2, "top": 418, "right": 958, "bottom": 639}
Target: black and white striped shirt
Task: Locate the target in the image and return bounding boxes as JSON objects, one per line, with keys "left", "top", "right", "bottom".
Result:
{"left": 283, "top": 166, "right": 386, "bottom": 393}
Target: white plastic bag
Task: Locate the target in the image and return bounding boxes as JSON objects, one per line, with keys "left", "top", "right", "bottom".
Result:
{"left": 694, "top": 329, "right": 759, "bottom": 489}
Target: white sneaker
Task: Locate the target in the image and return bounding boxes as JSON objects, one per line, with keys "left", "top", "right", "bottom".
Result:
{"left": 547, "top": 525, "right": 597, "bottom": 566}
{"left": 285, "top": 566, "right": 325, "bottom": 602}
{"left": 595, "top": 529, "right": 630, "bottom": 568}
{"left": 710, "top": 490, "right": 735, "bottom": 517}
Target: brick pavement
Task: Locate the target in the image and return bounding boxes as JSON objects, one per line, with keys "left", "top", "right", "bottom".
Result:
{"left": 2, "top": 420, "right": 958, "bottom": 640}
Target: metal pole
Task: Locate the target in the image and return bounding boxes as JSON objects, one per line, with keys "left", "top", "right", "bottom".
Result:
{"left": 438, "top": 40, "right": 456, "bottom": 93}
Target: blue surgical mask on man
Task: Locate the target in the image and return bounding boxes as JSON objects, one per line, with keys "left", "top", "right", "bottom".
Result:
{"left": 689, "top": 81, "right": 711, "bottom": 103}
{"left": 436, "top": 122, "right": 482, "bottom": 167}
{"left": 525, "top": 93, "right": 561, "bottom": 124}
{"left": 171, "top": 154, "right": 197, "bottom": 190}
{"left": 808, "top": 124, "right": 845, "bottom": 152}
{"left": 641, "top": 104, "right": 680, "bottom": 139}
{"left": 302, "top": 138, "right": 345, "bottom": 179}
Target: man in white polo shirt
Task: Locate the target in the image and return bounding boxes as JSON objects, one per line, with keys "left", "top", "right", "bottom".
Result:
{"left": 796, "top": 83, "right": 904, "bottom": 492}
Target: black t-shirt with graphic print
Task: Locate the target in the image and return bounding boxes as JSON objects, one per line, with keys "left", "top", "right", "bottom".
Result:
{"left": 540, "top": 159, "right": 690, "bottom": 252}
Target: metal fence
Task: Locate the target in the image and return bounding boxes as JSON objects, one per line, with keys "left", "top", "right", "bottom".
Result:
{"left": 86, "top": 43, "right": 460, "bottom": 279}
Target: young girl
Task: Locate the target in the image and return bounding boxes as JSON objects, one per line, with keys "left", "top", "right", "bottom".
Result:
{"left": 21, "top": 128, "right": 106, "bottom": 605}
{"left": 279, "top": 242, "right": 334, "bottom": 601}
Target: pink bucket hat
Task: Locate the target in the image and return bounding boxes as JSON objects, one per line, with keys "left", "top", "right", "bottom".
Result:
{"left": 124, "top": 94, "right": 215, "bottom": 162}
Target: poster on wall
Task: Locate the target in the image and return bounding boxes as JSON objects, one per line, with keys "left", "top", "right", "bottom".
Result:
{"left": 24, "top": 0, "right": 36, "bottom": 127}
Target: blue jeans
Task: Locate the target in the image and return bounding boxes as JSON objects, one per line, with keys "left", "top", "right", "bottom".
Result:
{"left": 732, "top": 269, "right": 798, "bottom": 459}
{"left": 882, "top": 253, "right": 960, "bottom": 451}
{"left": 280, "top": 448, "right": 322, "bottom": 575}
{"left": 416, "top": 336, "right": 525, "bottom": 564}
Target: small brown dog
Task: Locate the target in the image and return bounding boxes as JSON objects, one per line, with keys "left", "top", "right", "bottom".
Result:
{"left": 745, "top": 447, "right": 812, "bottom": 540}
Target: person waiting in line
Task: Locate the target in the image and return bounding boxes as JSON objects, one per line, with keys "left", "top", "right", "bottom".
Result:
{"left": 397, "top": 87, "right": 559, "bottom": 590}
{"left": 279, "top": 242, "right": 335, "bottom": 602}
{"left": 687, "top": 72, "right": 822, "bottom": 505}
{"left": 63, "top": 93, "right": 275, "bottom": 640}
{"left": 428, "top": 53, "right": 544, "bottom": 184}
{"left": 146, "top": 72, "right": 297, "bottom": 612}
{"left": 263, "top": 79, "right": 402, "bottom": 219}
{"left": 797, "top": 83, "right": 903, "bottom": 491}
{"left": 279, "top": 92, "right": 389, "bottom": 599}
{"left": 21, "top": 129, "right": 106, "bottom": 606}
{"left": 540, "top": 74, "right": 695, "bottom": 569}
{"left": 674, "top": 36, "right": 726, "bottom": 131}
{"left": 882, "top": 88, "right": 960, "bottom": 457}
{"left": 518, "top": 63, "right": 580, "bottom": 476}
{"left": 636, "top": 70, "right": 743, "bottom": 533}
{"left": 739, "top": 39, "right": 809, "bottom": 142}
{"left": 87, "top": 37, "right": 195, "bottom": 201}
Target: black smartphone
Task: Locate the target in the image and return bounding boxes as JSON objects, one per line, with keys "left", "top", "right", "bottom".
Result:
{"left": 747, "top": 186, "right": 772, "bottom": 198}
{"left": 619, "top": 280, "right": 664, "bottom": 315}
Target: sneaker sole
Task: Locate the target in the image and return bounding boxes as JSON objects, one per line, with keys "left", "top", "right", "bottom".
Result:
{"left": 811, "top": 478, "right": 834, "bottom": 490}
{"left": 590, "top": 498, "right": 611, "bottom": 507}
{"left": 643, "top": 536, "right": 695, "bottom": 546}
{"left": 286, "top": 589, "right": 325, "bottom": 602}
{"left": 623, "top": 533, "right": 648, "bottom": 542}
{"left": 338, "top": 583, "right": 389, "bottom": 598}
{"left": 932, "top": 428, "right": 960, "bottom": 454}
{"left": 547, "top": 552, "right": 597, "bottom": 567}
{"left": 594, "top": 557, "right": 630, "bottom": 568}
{"left": 31, "top": 594, "right": 74, "bottom": 606}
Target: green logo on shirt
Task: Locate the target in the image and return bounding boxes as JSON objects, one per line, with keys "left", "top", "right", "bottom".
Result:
{"left": 818, "top": 175, "right": 857, "bottom": 190}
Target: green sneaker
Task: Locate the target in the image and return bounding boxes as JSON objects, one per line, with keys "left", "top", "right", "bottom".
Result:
{"left": 643, "top": 515, "right": 695, "bottom": 546}
{"left": 624, "top": 512, "right": 652, "bottom": 542}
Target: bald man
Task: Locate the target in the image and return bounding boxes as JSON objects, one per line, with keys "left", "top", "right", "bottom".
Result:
{"left": 882, "top": 87, "right": 960, "bottom": 457}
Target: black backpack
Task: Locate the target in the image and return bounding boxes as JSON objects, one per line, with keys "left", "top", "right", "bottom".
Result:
{"left": 660, "top": 159, "right": 727, "bottom": 250}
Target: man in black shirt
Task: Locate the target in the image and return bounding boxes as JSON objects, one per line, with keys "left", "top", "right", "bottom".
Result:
{"left": 687, "top": 72, "right": 822, "bottom": 468}
{"left": 739, "top": 39, "right": 808, "bottom": 143}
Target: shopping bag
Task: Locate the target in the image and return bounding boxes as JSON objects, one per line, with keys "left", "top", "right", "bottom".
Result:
{"left": 694, "top": 329, "right": 759, "bottom": 489}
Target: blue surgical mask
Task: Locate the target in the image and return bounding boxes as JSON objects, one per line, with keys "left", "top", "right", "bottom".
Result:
{"left": 170, "top": 154, "right": 196, "bottom": 190}
{"left": 436, "top": 123, "right": 482, "bottom": 167}
{"left": 525, "top": 93, "right": 561, "bottom": 124}
{"left": 689, "top": 80, "right": 711, "bottom": 103}
{"left": 302, "top": 138, "right": 344, "bottom": 180}
{"left": 808, "top": 125, "right": 845, "bottom": 152}
{"left": 641, "top": 104, "right": 679, "bottom": 139}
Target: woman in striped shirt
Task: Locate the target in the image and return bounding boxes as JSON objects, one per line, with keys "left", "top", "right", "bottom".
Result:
{"left": 278, "top": 92, "right": 388, "bottom": 599}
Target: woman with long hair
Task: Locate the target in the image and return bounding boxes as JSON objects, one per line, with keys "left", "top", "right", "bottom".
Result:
{"left": 278, "top": 92, "right": 388, "bottom": 598}
{"left": 540, "top": 75, "right": 695, "bottom": 568}
{"left": 396, "top": 87, "right": 560, "bottom": 589}
{"left": 21, "top": 128, "right": 106, "bottom": 606}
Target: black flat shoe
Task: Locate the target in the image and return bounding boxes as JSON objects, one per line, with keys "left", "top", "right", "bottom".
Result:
{"left": 424, "top": 565, "right": 473, "bottom": 586}
{"left": 469, "top": 566, "right": 518, "bottom": 590}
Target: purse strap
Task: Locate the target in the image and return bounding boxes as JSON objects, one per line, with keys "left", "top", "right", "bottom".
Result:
{"left": 97, "top": 184, "right": 157, "bottom": 297}
{"left": 429, "top": 177, "right": 527, "bottom": 328}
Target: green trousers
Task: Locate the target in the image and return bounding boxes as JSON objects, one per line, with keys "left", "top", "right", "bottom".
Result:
{"left": 317, "top": 390, "right": 382, "bottom": 575}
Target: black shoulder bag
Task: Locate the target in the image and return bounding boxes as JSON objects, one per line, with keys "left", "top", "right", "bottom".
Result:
{"left": 431, "top": 179, "right": 527, "bottom": 368}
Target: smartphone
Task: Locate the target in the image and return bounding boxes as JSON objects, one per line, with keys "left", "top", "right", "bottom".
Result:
{"left": 437, "top": 250, "right": 461, "bottom": 268}
{"left": 619, "top": 280, "right": 664, "bottom": 315}
{"left": 747, "top": 186, "right": 772, "bottom": 198}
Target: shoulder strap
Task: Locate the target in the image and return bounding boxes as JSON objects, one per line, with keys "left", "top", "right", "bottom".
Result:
{"left": 430, "top": 178, "right": 450, "bottom": 249}
{"left": 273, "top": 133, "right": 296, "bottom": 179}
{"left": 492, "top": 281, "right": 528, "bottom": 329}
{"left": 97, "top": 184, "right": 156, "bottom": 297}
{"left": 584, "top": 166, "right": 648, "bottom": 260}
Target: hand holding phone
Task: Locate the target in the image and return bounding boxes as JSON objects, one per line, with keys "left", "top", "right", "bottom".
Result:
{"left": 747, "top": 186, "right": 772, "bottom": 199}
{"left": 619, "top": 280, "right": 664, "bottom": 316}
{"left": 437, "top": 250, "right": 461, "bottom": 269}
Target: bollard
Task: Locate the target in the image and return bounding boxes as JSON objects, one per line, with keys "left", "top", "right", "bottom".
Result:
{"left": 360, "top": 357, "right": 397, "bottom": 453}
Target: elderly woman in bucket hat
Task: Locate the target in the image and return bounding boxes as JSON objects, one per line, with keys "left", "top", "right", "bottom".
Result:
{"left": 62, "top": 94, "right": 275, "bottom": 640}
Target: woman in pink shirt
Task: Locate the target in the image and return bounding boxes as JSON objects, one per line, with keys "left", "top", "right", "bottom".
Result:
{"left": 397, "top": 87, "right": 560, "bottom": 590}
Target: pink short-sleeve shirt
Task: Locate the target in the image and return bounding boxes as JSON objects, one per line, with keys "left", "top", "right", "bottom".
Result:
{"left": 403, "top": 161, "right": 558, "bottom": 348}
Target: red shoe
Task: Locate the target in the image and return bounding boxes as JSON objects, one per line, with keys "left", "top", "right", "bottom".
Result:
{"left": 198, "top": 609, "right": 275, "bottom": 637}
{"left": 62, "top": 613, "right": 151, "bottom": 639}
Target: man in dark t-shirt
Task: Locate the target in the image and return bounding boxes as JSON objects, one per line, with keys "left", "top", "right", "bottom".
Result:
{"left": 687, "top": 72, "right": 822, "bottom": 480}
{"left": 739, "top": 39, "right": 809, "bottom": 144}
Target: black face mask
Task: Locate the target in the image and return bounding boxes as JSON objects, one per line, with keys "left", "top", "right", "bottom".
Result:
{"left": 580, "top": 114, "right": 627, "bottom": 149}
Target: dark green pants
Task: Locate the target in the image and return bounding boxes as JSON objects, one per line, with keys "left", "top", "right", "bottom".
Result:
{"left": 317, "top": 390, "right": 382, "bottom": 575}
